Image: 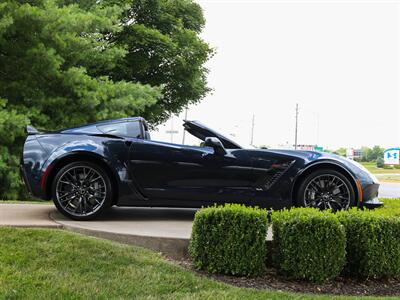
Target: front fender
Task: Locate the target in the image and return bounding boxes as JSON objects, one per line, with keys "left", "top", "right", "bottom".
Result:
{"left": 292, "top": 158, "right": 361, "bottom": 204}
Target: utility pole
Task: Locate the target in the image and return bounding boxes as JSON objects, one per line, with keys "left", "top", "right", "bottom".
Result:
{"left": 182, "top": 107, "right": 188, "bottom": 144}
{"left": 316, "top": 113, "right": 320, "bottom": 146}
{"left": 294, "top": 103, "right": 299, "bottom": 150}
{"left": 166, "top": 117, "right": 178, "bottom": 143}
{"left": 250, "top": 114, "right": 255, "bottom": 145}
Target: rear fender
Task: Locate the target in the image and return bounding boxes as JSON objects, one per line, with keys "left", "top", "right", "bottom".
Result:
{"left": 40, "top": 138, "right": 129, "bottom": 200}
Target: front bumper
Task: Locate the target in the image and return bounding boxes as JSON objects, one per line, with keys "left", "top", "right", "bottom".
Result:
{"left": 360, "top": 182, "right": 383, "bottom": 209}
{"left": 363, "top": 197, "right": 384, "bottom": 209}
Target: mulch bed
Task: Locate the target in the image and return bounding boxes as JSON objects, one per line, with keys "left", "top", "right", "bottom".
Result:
{"left": 172, "top": 258, "right": 400, "bottom": 297}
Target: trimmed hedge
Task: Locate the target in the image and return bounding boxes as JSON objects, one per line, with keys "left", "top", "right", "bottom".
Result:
{"left": 338, "top": 210, "right": 400, "bottom": 279}
{"left": 189, "top": 199, "right": 400, "bottom": 282}
{"left": 189, "top": 204, "right": 268, "bottom": 277}
{"left": 272, "top": 208, "right": 346, "bottom": 283}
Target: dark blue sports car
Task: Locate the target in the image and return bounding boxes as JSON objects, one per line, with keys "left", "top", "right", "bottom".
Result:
{"left": 21, "top": 117, "right": 382, "bottom": 220}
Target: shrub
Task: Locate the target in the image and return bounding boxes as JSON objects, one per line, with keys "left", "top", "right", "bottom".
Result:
{"left": 272, "top": 208, "right": 346, "bottom": 283}
{"left": 189, "top": 204, "right": 268, "bottom": 277}
{"left": 337, "top": 210, "right": 400, "bottom": 279}
{"left": 376, "top": 157, "right": 384, "bottom": 168}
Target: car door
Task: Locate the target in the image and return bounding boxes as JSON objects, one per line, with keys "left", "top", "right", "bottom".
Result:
{"left": 128, "top": 139, "right": 254, "bottom": 204}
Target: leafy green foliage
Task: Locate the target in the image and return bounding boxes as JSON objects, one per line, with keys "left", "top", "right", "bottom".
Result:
{"left": 272, "top": 208, "right": 346, "bottom": 283}
{"left": 360, "top": 146, "right": 385, "bottom": 162}
{"left": 67, "top": 0, "right": 213, "bottom": 124}
{"left": 333, "top": 147, "right": 347, "bottom": 157}
{"left": 338, "top": 210, "right": 400, "bottom": 279}
{"left": 0, "top": 0, "right": 162, "bottom": 198}
{"left": 109, "top": 0, "right": 214, "bottom": 124}
{"left": 0, "top": 99, "right": 28, "bottom": 199}
{"left": 189, "top": 204, "right": 268, "bottom": 277}
{"left": 0, "top": 0, "right": 160, "bottom": 126}
{"left": 376, "top": 157, "right": 384, "bottom": 168}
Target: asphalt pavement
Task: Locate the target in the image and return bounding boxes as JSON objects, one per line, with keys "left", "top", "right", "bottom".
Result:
{"left": 379, "top": 182, "right": 400, "bottom": 198}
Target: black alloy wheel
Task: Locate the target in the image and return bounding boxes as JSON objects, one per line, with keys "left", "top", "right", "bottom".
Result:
{"left": 52, "top": 161, "right": 113, "bottom": 220}
{"left": 297, "top": 169, "right": 356, "bottom": 210}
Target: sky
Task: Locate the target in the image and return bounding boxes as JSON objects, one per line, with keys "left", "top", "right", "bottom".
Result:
{"left": 151, "top": 0, "right": 400, "bottom": 150}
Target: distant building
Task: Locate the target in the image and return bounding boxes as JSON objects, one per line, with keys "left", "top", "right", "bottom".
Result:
{"left": 297, "top": 144, "right": 315, "bottom": 151}
{"left": 346, "top": 148, "right": 362, "bottom": 160}
{"left": 273, "top": 144, "right": 324, "bottom": 151}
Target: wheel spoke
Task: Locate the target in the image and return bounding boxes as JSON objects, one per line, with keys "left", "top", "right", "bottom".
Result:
{"left": 84, "top": 169, "right": 95, "bottom": 183}
{"left": 304, "top": 173, "right": 351, "bottom": 210}
{"left": 59, "top": 191, "right": 75, "bottom": 200}
{"left": 310, "top": 181, "right": 322, "bottom": 193}
{"left": 56, "top": 166, "right": 106, "bottom": 216}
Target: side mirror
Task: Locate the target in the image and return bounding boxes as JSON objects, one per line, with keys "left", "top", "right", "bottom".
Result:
{"left": 204, "top": 137, "right": 226, "bottom": 155}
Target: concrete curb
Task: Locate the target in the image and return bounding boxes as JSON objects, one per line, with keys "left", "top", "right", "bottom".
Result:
{"left": 49, "top": 211, "right": 190, "bottom": 259}
{"left": 1, "top": 203, "right": 274, "bottom": 260}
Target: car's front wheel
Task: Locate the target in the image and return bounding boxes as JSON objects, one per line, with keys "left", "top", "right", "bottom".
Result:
{"left": 297, "top": 169, "right": 356, "bottom": 210}
{"left": 52, "top": 161, "right": 113, "bottom": 220}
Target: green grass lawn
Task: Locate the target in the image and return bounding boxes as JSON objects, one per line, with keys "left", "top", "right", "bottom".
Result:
{"left": 360, "top": 162, "right": 400, "bottom": 183}
{"left": 360, "top": 162, "right": 400, "bottom": 175}
{"left": 380, "top": 198, "right": 400, "bottom": 208}
{"left": 1, "top": 227, "right": 396, "bottom": 300}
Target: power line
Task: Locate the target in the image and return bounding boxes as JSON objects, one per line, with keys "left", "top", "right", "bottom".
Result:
{"left": 166, "top": 117, "right": 178, "bottom": 143}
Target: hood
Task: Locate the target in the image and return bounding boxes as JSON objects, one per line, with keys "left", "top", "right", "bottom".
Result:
{"left": 264, "top": 148, "right": 377, "bottom": 182}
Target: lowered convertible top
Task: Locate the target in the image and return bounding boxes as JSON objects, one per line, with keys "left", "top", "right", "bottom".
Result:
{"left": 183, "top": 120, "right": 242, "bottom": 149}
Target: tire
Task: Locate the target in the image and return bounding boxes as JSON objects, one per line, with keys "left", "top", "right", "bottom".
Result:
{"left": 52, "top": 161, "right": 113, "bottom": 220}
{"left": 296, "top": 168, "right": 356, "bottom": 210}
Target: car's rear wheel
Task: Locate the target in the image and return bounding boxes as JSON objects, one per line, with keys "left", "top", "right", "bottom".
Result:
{"left": 52, "top": 161, "right": 112, "bottom": 220}
{"left": 297, "top": 169, "right": 356, "bottom": 210}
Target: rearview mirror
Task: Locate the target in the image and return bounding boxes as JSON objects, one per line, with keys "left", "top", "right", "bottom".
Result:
{"left": 204, "top": 137, "right": 226, "bottom": 155}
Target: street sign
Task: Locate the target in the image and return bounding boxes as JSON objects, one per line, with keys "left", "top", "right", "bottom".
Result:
{"left": 383, "top": 148, "right": 400, "bottom": 165}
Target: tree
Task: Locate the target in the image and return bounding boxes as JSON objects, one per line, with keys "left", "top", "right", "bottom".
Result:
{"left": 108, "top": 0, "right": 214, "bottom": 124}
{"left": 376, "top": 157, "right": 384, "bottom": 168}
{"left": 361, "top": 146, "right": 384, "bottom": 162}
{"left": 59, "top": 0, "right": 213, "bottom": 124}
{"left": 0, "top": 0, "right": 160, "bottom": 198}
{"left": 0, "top": 0, "right": 212, "bottom": 199}
{"left": 370, "top": 145, "right": 385, "bottom": 161}
{"left": 0, "top": 99, "right": 27, "bottom": 199}
{"left": 334, "top": 148, "right": 347, "bottom": 157}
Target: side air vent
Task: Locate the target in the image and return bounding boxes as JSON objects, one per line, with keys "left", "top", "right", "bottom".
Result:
{"left": 259, "top": 160, "right": 295, "bottom": 190}
{"left": 264, "top": 170, "right": 285, "bottom": 189}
